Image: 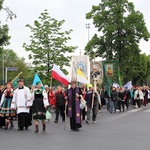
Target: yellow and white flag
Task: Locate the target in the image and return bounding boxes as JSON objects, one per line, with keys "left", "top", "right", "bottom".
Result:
{"left": 77, "top": 68, "right": 89, "bottom": 84}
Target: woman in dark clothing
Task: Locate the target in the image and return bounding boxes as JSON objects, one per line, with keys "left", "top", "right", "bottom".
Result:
{"left": 80, "top": 87, "right": 87, "bottom": 122}
{"left": 124, "top": 88, "right": 131, "bottom": 110}
{"left": 110, "top": 87, "right": 118, "bottom": 113}
{"left": 54, "top": 86, "right": 66, "bottom": 123}
{"left": 118, "top": 88, "right": 125, "bottom": 112}
{"left": 32, "top": 81, "right": 49, "bottom": 133}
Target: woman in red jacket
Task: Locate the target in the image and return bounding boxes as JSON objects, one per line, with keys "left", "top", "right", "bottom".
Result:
{"left": 49, "top": 88, "right": 55, "bottom": 108}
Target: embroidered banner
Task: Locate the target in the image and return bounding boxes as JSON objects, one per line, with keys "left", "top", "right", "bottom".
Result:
{"left": 70, "top": 55, "right": 90, "bottom": 83}
{"left": 90, "top": 61, "right": 103, "bottom": 84}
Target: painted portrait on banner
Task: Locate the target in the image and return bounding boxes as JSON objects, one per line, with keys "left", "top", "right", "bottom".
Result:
{"left": 71, "top": 55, "right": 90, "bottom": 82}
{"left": 90, "top": 61, "right": 103, "bottom": 84}
{"left": 105, "top": 63, "right": 113, "bottom": 77}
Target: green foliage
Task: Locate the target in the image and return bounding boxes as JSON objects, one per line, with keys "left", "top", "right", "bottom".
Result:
{"left": 85, "top": 0, "right": 150, "bottom": 84}
{"left": 23, "top": 9, "right": 76, "bottom": 83}
{"left": 0, "top": 0, "right": 16, "bottom": 54}
{"left": 0, "top": 49, "right": 33, "bottom": 86}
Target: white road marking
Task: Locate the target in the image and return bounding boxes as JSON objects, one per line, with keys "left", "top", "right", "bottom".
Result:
{"left": 102, "top": 108, "right": 142, "bottom": 123}
{"left": 143, "top": 109, "right": 150, "bottom": 112}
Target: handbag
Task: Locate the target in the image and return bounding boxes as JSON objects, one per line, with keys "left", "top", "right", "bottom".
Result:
{"left": 80, "top": 95, "right": 86, "bottom": 110}
{"left": 46, "top": 110, "right": 51, "bottom": 120}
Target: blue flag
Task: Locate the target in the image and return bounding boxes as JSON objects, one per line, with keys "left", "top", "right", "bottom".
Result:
{"left": 33, "top": 73, "right": 43, "bottom": 88}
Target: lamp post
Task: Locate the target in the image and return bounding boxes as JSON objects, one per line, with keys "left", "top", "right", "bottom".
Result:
{"left": 86, "top": 23, "right": 90, "bottom": 42}
{"left": 2, "top": 54, "right": 4, "bottom": 85}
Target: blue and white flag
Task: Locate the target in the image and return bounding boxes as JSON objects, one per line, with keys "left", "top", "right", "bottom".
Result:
{"left": 32, "top": 73, "right": 43, "bottom": 88}
{"left": 123, "top": 81, "right": 132, "bottom": 89}
{"left": 113, "top": 83, "right": 120, "bottom": 88}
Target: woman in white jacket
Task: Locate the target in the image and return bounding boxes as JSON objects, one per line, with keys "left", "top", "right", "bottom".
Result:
{"left": 134, "top": 86, "right": 144, "bottom": 108}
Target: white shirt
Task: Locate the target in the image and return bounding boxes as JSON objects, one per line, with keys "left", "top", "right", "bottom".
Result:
{"left": 11, "top": 86, "right": 32, "bottom": 114}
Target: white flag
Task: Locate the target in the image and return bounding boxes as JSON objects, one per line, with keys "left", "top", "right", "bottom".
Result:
{"left": 124, "top": 81, "right": 132, "bottom": 89}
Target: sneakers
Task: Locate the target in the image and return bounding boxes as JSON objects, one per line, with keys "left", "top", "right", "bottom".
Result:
{"left": 86, "top": 120, "right": 90, "bottom": 124}
{"left": 54, "top": 120, "right": 58, "bottom": 123}
{"left": 93, "top": 121, "right": 96, "bottom": 124}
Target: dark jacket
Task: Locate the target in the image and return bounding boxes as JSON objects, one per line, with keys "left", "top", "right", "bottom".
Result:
{"left": 111, "top": 90, "right": 118, "bottom": 101}
{"left": 55, "top": 91, "right": 65, "bottom": 106}
{"left": 85, "top": 90, "right": 98, "bottom": 108}
{"left": 124, "top": 90, "right": 131, "bottom": 100}
{"left": 118, "top": 91, "right": 125, "bottom": 100}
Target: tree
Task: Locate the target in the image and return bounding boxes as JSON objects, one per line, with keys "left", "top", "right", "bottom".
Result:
{"left": 23, "top": 10, "right": 76, "bottom": 84}
{"left": 0, "top": 49, "right": 32, "bottom": 86}
{"left": 85, "top": 0, "right": 150, "bottom": 82}
{"left": 0, "top": 0, "right": 16, "bottom": 53}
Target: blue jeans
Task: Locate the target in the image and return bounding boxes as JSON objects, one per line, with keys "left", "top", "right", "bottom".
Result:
{"left": 105, "top": 98, "right": 110, "bottom": 110}
{"left": 110, "top": 101, "right": 117, "bottom": 113}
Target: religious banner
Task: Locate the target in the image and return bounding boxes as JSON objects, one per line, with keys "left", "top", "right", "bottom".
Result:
{"left": 70, "top": 55, "right": 90, "bottom": 83}
{"left": 90, "top": 61, "right": 103, "bottom": 84}
{"left": 102, "top": 60, "right": 119, "bottom": 84}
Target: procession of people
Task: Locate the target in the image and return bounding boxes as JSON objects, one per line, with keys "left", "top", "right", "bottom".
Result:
{"left": 0, "top": 77, "right": 150, "bottom": 133}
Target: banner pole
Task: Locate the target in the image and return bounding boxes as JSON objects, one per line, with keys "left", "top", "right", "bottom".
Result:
{"left": 11, "top": 72, "right": 22, "bottom": 83}
{"left": 50, "top": 77, "right": 53, "bottom": 89}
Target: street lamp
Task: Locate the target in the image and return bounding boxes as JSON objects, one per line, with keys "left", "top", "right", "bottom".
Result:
{"left": 86, "top": 23, "right": 90, "bottom": 42}
{"left": 2, "top": 54, "right": 4, "bottom": 85}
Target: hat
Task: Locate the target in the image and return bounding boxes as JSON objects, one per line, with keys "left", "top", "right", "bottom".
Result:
{"left": 17, "top": 78, "right": 24, "bottom": 82}
{"left": 88, "top": 84, "right": 93, "bottom": 88}
{"left": 36, "top": 81, "right": 41, "bottom": 85}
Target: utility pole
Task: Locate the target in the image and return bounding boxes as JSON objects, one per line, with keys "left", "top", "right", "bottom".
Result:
{"left": 2, "top": 54, "right": 4, "bottom": 85}
{"left": 86, "top": 23, "right": 90, "bottom": 42}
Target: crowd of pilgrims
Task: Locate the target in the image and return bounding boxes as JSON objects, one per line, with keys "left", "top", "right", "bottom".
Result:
{"left": 0, "top": 78, "right": 150, "bottom": 132}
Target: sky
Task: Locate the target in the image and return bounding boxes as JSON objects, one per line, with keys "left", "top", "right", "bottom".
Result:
{"left": 1, "top": 0, "right": 150, "bottom": 63}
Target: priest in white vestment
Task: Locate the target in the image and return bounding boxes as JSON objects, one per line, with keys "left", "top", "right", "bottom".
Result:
{"left": 11, "top": 78, "right": 32, "bottom": 130}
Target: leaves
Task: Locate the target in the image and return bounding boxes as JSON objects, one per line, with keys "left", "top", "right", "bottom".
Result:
{"left": 85, "top": 0, "right": 150, "bottom": 84}
{"left": 23, "top": 9, "right": 76, "bottom": 84}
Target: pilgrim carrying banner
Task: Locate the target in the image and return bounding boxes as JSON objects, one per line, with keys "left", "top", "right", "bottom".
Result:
{"left": 70, "top": 55, "right": 90, "bottom": 83}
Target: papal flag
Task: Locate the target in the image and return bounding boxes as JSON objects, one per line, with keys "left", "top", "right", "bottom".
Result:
{"left": 77, "top": 68, "right": 89, "bottom": 84}
{"left": 70, "top": 55, "right": 90, "bottom": 83}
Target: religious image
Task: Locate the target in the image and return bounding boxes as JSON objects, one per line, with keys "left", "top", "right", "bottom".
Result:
{"left": 106, "top": 63, "right": 113, "bottom": 77}
{"left": 90, "top": 61, "right": 103, "bottom": 84}
{"left": 71, "top": 55, "right": 90, "bottom": 82}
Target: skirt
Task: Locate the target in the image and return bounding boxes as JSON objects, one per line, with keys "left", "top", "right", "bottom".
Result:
{"left": 0, "top": 98, "right": 16, "bottom": 118}
{"left": 32, "top": 98, "right": 46, "bottom": 120}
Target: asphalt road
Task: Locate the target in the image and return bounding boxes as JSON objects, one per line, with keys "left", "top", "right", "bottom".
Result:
{"left": 0, "top": 105, "right": 150, "bottom": 150}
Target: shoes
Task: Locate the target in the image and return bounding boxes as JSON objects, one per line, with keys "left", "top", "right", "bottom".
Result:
{"left": 34, "top": 125, "right": 39, "bottom": 133}
{"left": 43, "top": 124, "right": 46, "bottom": 131}
{"left": 25, "top": 126, "right": 28, "bottom": 130}
{"left": 93, "top": 121, "right": 96, "bottom": 124}
{"left": 18, "top": 127, "right": 23, "bottom": 131}
{"left": 86, "top": 120, "right": 90, "bottom": 124}
{"left": 10, "top": 124, "right": 14, "bottom": 129}
{"left": 5, "top": 122, "right": 9, "bottom": 130}
{"left": 54, "top": 120, "right": 58, "bottom": 123}
{"left": 75, "top": 128, "right": 79, "bottom": 131}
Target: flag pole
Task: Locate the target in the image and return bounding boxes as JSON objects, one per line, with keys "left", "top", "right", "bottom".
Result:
{"left": 2, "top": 72, "right": 22, "bottom": 92}
{"left": 64, "top": 84, "right": 69, "bottom": 130}
{"left": 11, "top": 72, "right": 22, "bottom": 83}
{"left": 50, "top": 77, "right": 53, "bottom": 89}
